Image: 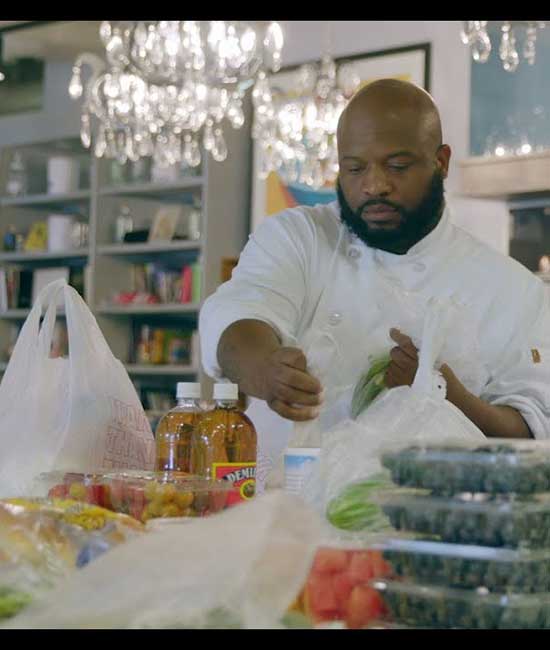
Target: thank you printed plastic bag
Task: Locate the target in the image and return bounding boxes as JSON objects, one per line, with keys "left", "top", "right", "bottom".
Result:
{"left": 0, "top": 279, "right": 155, "bottom": 497}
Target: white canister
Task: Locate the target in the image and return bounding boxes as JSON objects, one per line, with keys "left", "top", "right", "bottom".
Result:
{"left": 47, "top": 156, "right": 80, "bottom": 194}
{"left": 47, "top": 215, "right": 75, "bottom": 252}
{"left": 283, "top": 447, "right": 321, "bottom": 496}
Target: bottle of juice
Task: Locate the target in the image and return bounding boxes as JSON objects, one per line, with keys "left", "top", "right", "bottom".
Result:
{"left": 154, "top": 382, "right": 202, "bottom": 473}
{"left": 191, "top": 382, "right": 257, "bottom": 506}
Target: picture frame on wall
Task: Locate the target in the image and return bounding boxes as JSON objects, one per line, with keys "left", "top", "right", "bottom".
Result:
{"left": 250, "top": 42, "right": 431, "bottom": 233}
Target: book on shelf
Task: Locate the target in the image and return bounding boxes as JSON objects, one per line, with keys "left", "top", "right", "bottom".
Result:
{"left": 0, "top": 265, "right": 88, "bottom": 311}
{"left": 129, "top": 262, "right": 201, "bottom": 305}
{"left": 131, "top": 323, "right": 196, "bottom": 366}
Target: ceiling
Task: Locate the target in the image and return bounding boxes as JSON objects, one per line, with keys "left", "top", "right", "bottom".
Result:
{"left": 0, "top": 21, "right": 103, "bottom": 62}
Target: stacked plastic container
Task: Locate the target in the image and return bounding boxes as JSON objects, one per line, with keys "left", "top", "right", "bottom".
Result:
{"left": 369, "top": 440, "right": 550, "bottom": 629}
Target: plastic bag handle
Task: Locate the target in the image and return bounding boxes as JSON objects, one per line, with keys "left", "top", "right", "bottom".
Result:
{"left": 36, "top": 279, "right": 68, "bottom": 357}
{"left": 412, "top": 296, "right": 455, "bottom": 394}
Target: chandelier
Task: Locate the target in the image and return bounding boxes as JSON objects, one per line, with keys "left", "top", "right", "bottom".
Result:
{"left": 252, "top": 54, "right": 362, "bottom": 189}
{"left": 461, "top": 21, "right": 546, "bottom": 71}
{"left": 69, "top": 21, "right": 284, "bottom": 167}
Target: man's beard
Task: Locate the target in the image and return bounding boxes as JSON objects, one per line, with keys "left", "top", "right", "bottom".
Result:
{"left": 336, "top": 172, "right": 445, "bottom": 255}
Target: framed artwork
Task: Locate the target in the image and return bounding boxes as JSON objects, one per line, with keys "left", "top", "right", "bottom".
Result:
{"left": 250, "top": 42, "right": 431, "bottom": 233}
{"left": 148, "top": 206, "right": 182, "bottom": 242}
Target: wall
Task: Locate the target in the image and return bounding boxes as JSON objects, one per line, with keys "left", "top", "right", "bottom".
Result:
{"left": 0, "top": 22, "right": 510, "bottom": 253}
{"left": 0, "top": 60, "right": 81, "bottom": 147}
{"left": 470, "top": 24, "right": 550, "bottom": 157}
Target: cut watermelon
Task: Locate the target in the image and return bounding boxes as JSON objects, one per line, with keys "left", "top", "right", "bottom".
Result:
{"left": 367, "top": 550, "right": 392, "bottom": 578}
{"left": 48, "top": 484, "right": 68, "bottom": 499}
{"left": 306, "top": 573, "right": 339, "bottom": 615}
{"left": 348, "top": 551, "right": 374, "bottom": 584}
{"left": 332, "top": 571, "right": 354, "bottom": 607}
{"left": 311, "top": 547, "right": 349, "bottom": 575}
{"left": 345, "top": 585, "right": 386, "bottom": 630}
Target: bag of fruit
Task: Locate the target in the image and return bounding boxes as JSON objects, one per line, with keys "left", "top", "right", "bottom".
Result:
{"left": 3, "top": 491, "right": 321, "bottom": 629}
{"left": 0, "top": 279, "right": 155, "bottom": 497}
{"left": 302, "top": 296, "right": 486, "bottom": 535}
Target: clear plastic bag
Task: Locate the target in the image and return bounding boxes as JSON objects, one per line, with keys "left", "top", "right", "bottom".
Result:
{"left": 4, "top": 490, "right": 322, "bottom": 629}
{"left": 0, "top": 279, "right": 155, "bottom": 498}
{"left": 300, "top": 296, "right": 487, "bottom": 537}
{"left": 0, "top": 498, "right": 144, "bottom": 621}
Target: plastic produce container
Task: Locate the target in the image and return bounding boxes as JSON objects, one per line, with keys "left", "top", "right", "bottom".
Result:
{"left": 371, "top": 579, "right": 550, "bottom": 629}
{"left": 381, "top": 440, "right": 550, "bottom": 496}
{"left": 378, "top": 538, "right": 550, "bottom": 593}
{"left": 376, "top": 489, "right": 550, "bottom": 548}
{"left": 102, "top": 471, "right": 232, "bottom": 522}
{"left": 36, "top": 471, "right": 113, "bottom": 508}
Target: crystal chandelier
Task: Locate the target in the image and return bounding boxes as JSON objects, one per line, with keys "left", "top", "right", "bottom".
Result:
{"left": 252, "top": 54, "right": 361, "bottom": 189}
{"left": 461, "top": 21, "right": 546, "bottom": 71}
{"left": 69, "top": 21, "right": 284, "bottom": 168}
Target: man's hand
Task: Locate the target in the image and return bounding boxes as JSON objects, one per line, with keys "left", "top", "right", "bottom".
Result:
{"left": 260, "top": 347, "right": 324, "bottom": 422}
{"left": 384, "top": 328, "right": 419, "bottom": 388}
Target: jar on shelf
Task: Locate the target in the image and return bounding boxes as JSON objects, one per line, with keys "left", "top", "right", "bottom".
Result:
{"left": 6, "top": 152, "right": 27, "bottom": 197}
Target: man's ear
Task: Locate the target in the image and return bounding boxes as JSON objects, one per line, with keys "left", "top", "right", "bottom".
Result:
{"left": 436, "top": 144, "right": 451, "bottom": 179}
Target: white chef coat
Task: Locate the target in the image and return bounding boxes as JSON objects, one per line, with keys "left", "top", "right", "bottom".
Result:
{"left": 199, "top": 200, "right": 550, "bottom": 489}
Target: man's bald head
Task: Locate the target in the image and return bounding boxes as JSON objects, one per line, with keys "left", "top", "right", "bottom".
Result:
{"left": 335, "top": 78, "right": 451, "bottom": 255}
{"left": 337, "top": 78, "right": 443, "bottom": 154}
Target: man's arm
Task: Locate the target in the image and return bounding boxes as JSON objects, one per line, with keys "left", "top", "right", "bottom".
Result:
{"left": 217, "top": 319, "right": 324, "bottom": 422}
{"left": 441, "top": 364, "right": 532, "bottom": 439}
{"left": 386, "top": 328, "right": 532, "bottom": 439}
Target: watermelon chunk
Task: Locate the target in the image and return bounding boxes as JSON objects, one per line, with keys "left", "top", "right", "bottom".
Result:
{"left": 348, "top": 551, "right": 374, "bottom": 584}
{"left": 311, "top": 547, "right": 349, "bottom": 575}
{"left": 345, "top": 585, "right": 386, "bottom": 630}
{"left": 306, "top": 573, "right": 339, "bottom": 616}
{"left": 367, "top": 550, "right": 392, "bottom": 578}
{"left": 48, "top": 484, "right": 68, "bottom": 499}
{"left": 332, "top": 572, "right": 354, "bottom": 607}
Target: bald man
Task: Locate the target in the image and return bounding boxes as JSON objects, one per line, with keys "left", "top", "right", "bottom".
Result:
{"left": 200, "top": 79, "right": 550, "bottom": 487}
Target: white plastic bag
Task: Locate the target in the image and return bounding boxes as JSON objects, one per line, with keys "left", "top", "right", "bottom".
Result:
{"left": 4, "top": 490, "right": 322, "bottom": 629}
{"left": 301, "top": 296, "right": 487, "bottom": 526}
{"left": 0, "top": 279, "right": 155, "bottom": 497}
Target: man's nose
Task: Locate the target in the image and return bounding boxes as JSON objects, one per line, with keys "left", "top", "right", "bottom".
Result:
{"left": 361, "top": 166, "right": 392, "bottom": 197}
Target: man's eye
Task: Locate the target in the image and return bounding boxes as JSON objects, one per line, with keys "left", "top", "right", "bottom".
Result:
{"left": 347, "top": 167, "right": 363, "bottom": 174}
{"left": 388, "top": 163, "right": 411, "bottom": 172}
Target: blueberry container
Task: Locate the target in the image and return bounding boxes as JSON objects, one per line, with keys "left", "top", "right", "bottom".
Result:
{"left": 371, "top": 579, "right": 550, "bottom": 629}
{"left": 378, "top": 537, "right": 550, "bottom": 593}
{"left": 376, "top": 490, "right": 550, "bottom": 548}
{"left": 381, "top": 440, "right": 550, "bottom": 496}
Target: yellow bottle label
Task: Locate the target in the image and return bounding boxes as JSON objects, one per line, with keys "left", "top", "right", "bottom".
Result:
{"left": 212, "top": 462, "right": 256, "bottom": 506}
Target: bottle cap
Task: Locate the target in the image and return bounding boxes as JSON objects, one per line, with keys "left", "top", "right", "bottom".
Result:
{"left": 176, "top": 382, "right": 201, "bottom": 399}
{"left": 213, "top": 382, "right": 239, "bottom": 401}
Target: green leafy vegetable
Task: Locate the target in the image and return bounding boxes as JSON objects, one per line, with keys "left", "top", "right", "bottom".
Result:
{"left": 351, "top": 353, "right": 391, "bottom": 419}
{"left": 326, "top": 476, "right": 392, "bottom": 531}
{"left": 0, "top": 588, "right": 32, "bottom": 620}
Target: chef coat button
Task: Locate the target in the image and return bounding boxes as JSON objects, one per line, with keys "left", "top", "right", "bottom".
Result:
{"left": 348, "top": 247, "right": 361, "bottom": 259}
{"left": 413, "top": 262, "right": 426, "bottom": 272}
{"left": 328, "top": 311, "right": 343, "bottom": 326}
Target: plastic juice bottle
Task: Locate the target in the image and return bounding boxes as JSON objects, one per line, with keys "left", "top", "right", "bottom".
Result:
{"left": 154, "top": 382, "right": 203, "bottom": 473}
{"left": 191, "top": 382, "right": 257, "bottom": 506}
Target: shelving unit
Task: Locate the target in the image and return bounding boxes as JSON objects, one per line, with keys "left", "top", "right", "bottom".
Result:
{"left": 0, "top": 123, "right": 251, "bottom": 411}
{"left": 0, "top": 190, "right": 91, "bottom": 208}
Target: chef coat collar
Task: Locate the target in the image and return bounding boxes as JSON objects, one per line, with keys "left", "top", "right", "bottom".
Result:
{"left": 331, "top": 199, "right": 452, "bottom": 263}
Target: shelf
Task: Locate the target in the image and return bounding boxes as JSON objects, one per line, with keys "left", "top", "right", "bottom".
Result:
{"left": 0, "top": 308, "right": 67, "bottom": 320}
{"left": 97, "top": 241, "right": 202, "bottom": 263}
{"left": 99, "top": 178, "right": 203, "bottom": 200}
{"left": 125, "top": 364, "right": 198, "bottom": 376}
{"left": 459, "top": 151, "right": 550, "bottom": 199}
{"left": 0, "top": 249, "right": 89, "bottom": 266}
{"left": 96, "top": 303, "right": 200, "bottom": 316}
{"left": 0, "top": 309, "right": 31, "bottom": 320}
{"left": 0, "top": 190, "right": 91, "bottom": 208}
